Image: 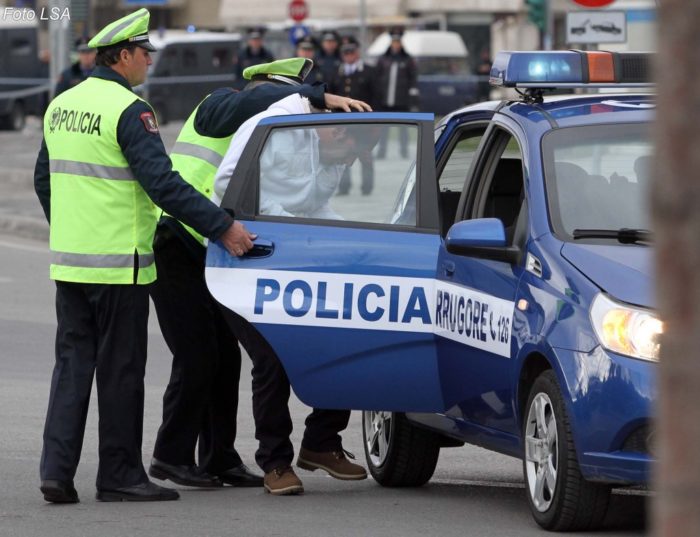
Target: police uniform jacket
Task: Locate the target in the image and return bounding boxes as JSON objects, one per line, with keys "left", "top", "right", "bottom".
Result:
{"left": 316, "top": 52, "right": 341, "bottom": 86}
{"left": 375, "top": 48, "right": 418, "bottom": 110}
{"left": 54, "top": 62, "right": 93, "bottom": 98}
{"left": 34, "top": 66, "right": 233, "bottom": 241}
{"left": 328, "top": 61, "right": 378, "bottom": 109}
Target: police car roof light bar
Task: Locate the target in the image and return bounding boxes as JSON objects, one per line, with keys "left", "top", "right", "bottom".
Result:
{"left": 489, "top": 50, "right": 654, "bottom": 89}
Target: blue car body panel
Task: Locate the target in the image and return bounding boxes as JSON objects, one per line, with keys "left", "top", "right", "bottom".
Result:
{"left": 207, "top": 92, "right": 656, "bottom": 486}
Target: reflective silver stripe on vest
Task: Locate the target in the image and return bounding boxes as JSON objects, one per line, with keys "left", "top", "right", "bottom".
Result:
{"left": 50, "top": 160, "right": 134, "bottom": 181}
{"left": 51, "top": 251, "right": 155, "bottom": 269}
{"left": 171, "top": 142, "right": 224, "bottom": 168}
{"left": 99, "top": 11, "right": 144, "bottom": 46}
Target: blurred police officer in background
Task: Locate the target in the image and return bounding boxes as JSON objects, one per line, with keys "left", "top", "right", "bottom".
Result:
{"left": 148, "top": 57, "right": 365, "bottom": 490}
{"left": 315, "top": 31, "right": 341, "bottom": 86}
{"left": 54, "top": 37, "right": 97, "bottom": 98}
{"left": 295, "top": 36, "right": 323, "bottom": 84}
{"left": 34, "top": 8, "right": 255, "bottom": 504}
{"left": 375, "top": 27, "right": 418, "bottom": 159}
{"left": 233, "top": 27, "right": 275, "bottom": 89}
{"left": 329, "top": 36, "right": 378, "bottom": 195}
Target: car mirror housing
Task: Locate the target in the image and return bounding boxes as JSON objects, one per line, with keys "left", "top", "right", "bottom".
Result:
{"left": 445, "top": 218, "right": 520, "bottom": 264}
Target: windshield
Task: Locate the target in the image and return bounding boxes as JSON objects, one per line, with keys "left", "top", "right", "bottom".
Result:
{"left": 542, "top": 123, "right": 652, "bottom": 240}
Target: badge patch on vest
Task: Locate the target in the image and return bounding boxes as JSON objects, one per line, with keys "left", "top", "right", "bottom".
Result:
{"left": 140, "top": 112, "right": 159, "bottom": 134}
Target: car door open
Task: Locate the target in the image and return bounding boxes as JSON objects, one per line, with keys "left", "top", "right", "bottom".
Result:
{"left": 205, "top": 113, "right": 447, "bottom": 412}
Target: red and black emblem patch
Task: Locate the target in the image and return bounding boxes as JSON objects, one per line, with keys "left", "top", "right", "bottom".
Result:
{"left": 140, "top": 111, "right": 159, "bottom": 134}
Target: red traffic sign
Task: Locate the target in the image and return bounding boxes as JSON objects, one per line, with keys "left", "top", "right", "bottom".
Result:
{"left": 572, "top": 0, "right": 616, "bottom": 6}
{"left": 289, "top": 0, "right": 309, "bottom": 22}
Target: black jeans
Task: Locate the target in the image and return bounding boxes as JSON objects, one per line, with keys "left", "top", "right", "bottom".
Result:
{"left": 41, "top": 281, "right": 150, "bottom": 490}
{"left": 150, "top": 226, "right": 242, "bottom": 473}
{"left": 225, "top": 312, "right": 351, "bottom": 473}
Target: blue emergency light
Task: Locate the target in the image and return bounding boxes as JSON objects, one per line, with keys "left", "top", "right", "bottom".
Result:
{"left": 489, "top": 50, "right": 653, "bottom": 88}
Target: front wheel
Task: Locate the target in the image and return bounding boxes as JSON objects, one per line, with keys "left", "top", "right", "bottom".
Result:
{"left": 523, "top": 370, "right": 611, "bottom": 531}
{"left": 362, "top": 411, "right": 440, "bottom": 487}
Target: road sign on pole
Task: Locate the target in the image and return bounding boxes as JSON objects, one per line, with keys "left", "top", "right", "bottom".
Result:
{"left": 567, "top": 10, "right": 626, "bottom": 44}
{"left": 288, "top": 0, "right": 309, "bottom": 22}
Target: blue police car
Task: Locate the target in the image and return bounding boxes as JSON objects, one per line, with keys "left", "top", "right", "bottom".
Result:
{"left": 206, "top": 50, "right": 657, "bottom": 531}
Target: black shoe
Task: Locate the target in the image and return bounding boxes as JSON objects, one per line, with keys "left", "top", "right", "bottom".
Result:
{"left": 217, "top": 463, "right": 264, "bottom": 487}
{"left": 96, "top": 480, "right": 180, "bottom": 502}
{"left": 149, "top": 458, "right": 222, "bottom": 488}
{"left": 40, "top": 480, "right": 79, "bottom": 504}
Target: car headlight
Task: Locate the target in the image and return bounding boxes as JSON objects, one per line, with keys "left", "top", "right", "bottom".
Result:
{"left": 590, "top": 293, "right": 662, "bottom": 362}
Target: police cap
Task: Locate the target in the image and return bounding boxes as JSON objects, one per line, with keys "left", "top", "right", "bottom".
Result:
{"left": 75, "top": 36, "right": 92, "bottom": 53}
{"left": 340, "top": 36, "right": 359, "bottom": 54}
{"left": 88, "top": 8, "right": 156, "bottom": 52}
{"left": 243, "top": 58, "right": 314, "bottom": 86}
{"left": 389, "top": 26, "right": 404, "bottom": 40}
{"left": 296, "top": 36, "right": 316, "bottom": 51}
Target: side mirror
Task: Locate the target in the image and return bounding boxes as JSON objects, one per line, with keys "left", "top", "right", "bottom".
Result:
{"left": 446, "top": 218, "right": 520, "bottom": 264}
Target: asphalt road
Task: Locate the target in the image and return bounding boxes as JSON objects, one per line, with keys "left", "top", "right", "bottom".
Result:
{"left": 0, "top": 234, "right": 648, "bottom": 537}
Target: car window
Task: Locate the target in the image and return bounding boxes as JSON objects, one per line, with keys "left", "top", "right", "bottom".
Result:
{"left": 153, "top": 46, "right": 178, "bottom": 76}
{"left": 542, "top": 123, "right": 652, "bottom": 237}
{"left": 256, "top": 123, "right": 418, "bottom": 226}
{"left": 471, "top": 129, "right": 525, "bottom": 244}
{"left": 438, "top": 127, "right": 487, "bottom": 233}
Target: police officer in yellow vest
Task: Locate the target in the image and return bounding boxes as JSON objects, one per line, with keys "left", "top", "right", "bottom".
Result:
{"left": 147, "top": 58, "right": 370, "bottom": 489}
{"left": 33, "top": 8, "right": 255, "bottom": 503}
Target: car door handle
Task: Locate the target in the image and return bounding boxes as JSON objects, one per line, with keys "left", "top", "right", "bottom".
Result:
{"left": 243, "top": 238, "right": 274, "bottom": 259}
{"left": 443, "top": 260, "right": 455, "bottom": 277}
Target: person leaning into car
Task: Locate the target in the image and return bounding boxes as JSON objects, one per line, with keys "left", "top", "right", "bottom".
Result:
{"left": 33, "top": 8, "right": 255, "bottom": 504}
{"left": 210, "top": 61, "right": 373, "bottom": 496}
{"left": 147, "top": 57, "right": 370, "bottom": 491}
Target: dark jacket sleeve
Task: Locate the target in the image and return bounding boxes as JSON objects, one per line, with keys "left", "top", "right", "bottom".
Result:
{"left": 194, "top": 83, "right": 326, "bottom": 138}
{"left": 117, "top": 100, "right": 233, "bottom": 241}
{"left": 34, "top": 138, "right": 51, "bottom": 222}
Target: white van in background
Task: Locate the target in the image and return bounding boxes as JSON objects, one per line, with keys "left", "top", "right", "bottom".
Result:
{"left": 367, "top": 30, "right": 477, "bottom": 116}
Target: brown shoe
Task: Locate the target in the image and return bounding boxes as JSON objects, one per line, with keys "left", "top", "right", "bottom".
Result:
{"left": 296, "top": 447, "right": 368, "bottom": 480}
{"left": 264, "top": 467, "right": 304, "bottom": 496}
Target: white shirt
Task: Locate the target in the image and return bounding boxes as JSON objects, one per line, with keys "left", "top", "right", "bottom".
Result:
{"left": 213, "top": 94, "right": 344, "bottom": 219}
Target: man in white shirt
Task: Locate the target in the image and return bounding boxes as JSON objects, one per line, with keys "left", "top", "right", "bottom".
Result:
{"left": 212, "top": 66, "right": 375, "bottom": 496}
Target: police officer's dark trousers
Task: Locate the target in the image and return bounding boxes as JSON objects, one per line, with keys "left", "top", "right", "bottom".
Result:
{"left": 41, "top": 281, "right": 149, "bottom": 490}
{"left": 226, "top": 312, "right": 350, "bottom": 473}
{"left": 150, "top": 224, "right": 243, "bottom": 473}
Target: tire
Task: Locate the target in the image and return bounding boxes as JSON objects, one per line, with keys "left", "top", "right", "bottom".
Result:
{"left": 523, "top": 370, "right": 611, "bottom": 531}
{"left": 362, "top": 411, "right": 440, "bottom": 487}
{"left": 0, "top": 101, "right": 26, "bottom": 131}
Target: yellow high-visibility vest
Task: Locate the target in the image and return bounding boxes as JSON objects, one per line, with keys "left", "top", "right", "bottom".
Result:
{"left": 44, "top": 76, "right": 158, "bottom": 284}
{"left": 169, "top": 99, "right": 233, "bottom": 245}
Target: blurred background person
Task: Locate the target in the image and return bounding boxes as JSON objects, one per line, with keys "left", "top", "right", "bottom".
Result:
{"left": 53, "top": 37, "right": 96, "bottom": 98}
{"left": 233, "top": 27, "right": 274, "bottom": 89}
{"left": 375, "top": 27, "right": 417, "bottom": 159}
{"left": 295, "top": 36, "right": 323, "bottom": 84}
{"left": 329, "top": 36, "right": 378, "bottom": 195}
{"left": 475, "top": 48, "right": 493, "bottom": 102}
{"left": 316, "top": 31, "right": 341, "bottom": 86}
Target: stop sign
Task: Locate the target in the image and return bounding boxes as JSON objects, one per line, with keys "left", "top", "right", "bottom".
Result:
{"left": 572, "top": 0, "right": 615, "bottom": 6}
{"left": 289, "top": 0, "right": 309, "bottom": 22}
